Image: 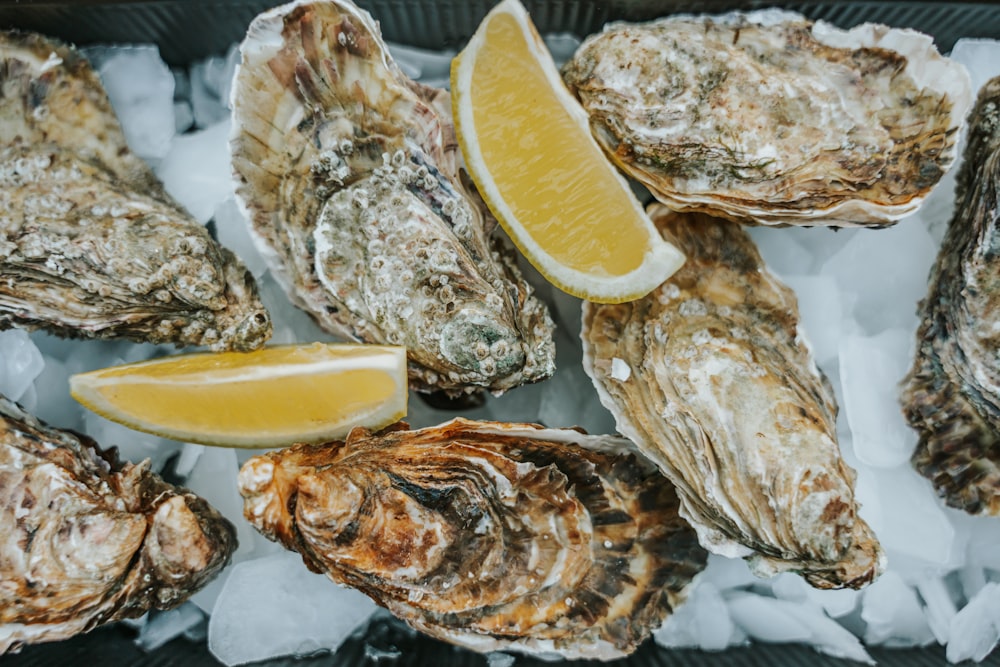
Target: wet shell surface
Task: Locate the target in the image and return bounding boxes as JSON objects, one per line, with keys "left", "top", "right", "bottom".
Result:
{"left": 0, "top": 396, "right": 237, "bottom": 653}
{"left": 238, "top": 418, "right": 707, "bottom": 660}
{"left": 0, "top": 31, "right": 271, "bottom": 351}
{"left": 582, "top": 205, "right": 884, "bottom": 590}
{"left": 902, "top": 76, "right": 1000, "bottom": 516}
{"left": 230, "top": 0, "right": 555, "bottom": 396}
{"left": 561, "top": 10, "right": 972, "bottom": 226}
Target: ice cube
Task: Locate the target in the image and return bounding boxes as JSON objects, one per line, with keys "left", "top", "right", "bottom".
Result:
{"left": 156, "top": 119, "right": 234, "bottom": 224}
{"left": 257, "top": 272, "right": 337, "bottom": 345}
{"left": 173, "top": 443, "right": 205, "bottom": 478}
{"left": 746, "top": 227, "right": 814, "bottom": 277}
{"left": 700, "top": 553, "right": 758, "bottom": 591}
{"left": 820, "top": 222, "right": 937, "bottom": 335}
{"left": 543, "top": 33, "right": 583, "bottom": 68}
{"left": 806, "top": 586, "right": 859, "bottom": 619}
{"left": 86, "top": 45, "right": 175, "bottom": 162}
{"left": 862, "top": 570, "right": 935, "bottom": 647}
{"left": 782, "top": 274, "right": 842, "bottom": 366}
{"left": 950, "top": 39, "right": 1000, "bottom": 97}
{"left": 947, "top": 582, "right": 1000, "bottom": 663}
{"left": 174, "top": 100, "right": 195, "bottom": 134}
{"left": 727, "top": 593, "right": 873, "bottom": 663}
{"left": 655, "top": 582, "right": 745, "bottom": 651}
{"left": 31, "top": 357, "right": 81, "bottom": 432}
{"left": 213, "top": 199, "right": 268, "bottom": 279}
{"left": 82, "top": 409, "right": 181, "bottom": 472}
{"left": 208, "top": 552, "right": 377, "bottom": 666}
{"left": 386, "top": 42, "right": 454, "bottom": 82}
{"left": 0, "top": 329, "right": 45, "bottom": 404}
{"left": 538, "top": 331, "right": 617, "bottom": 434}
{"left": 918, "top": 576, "right": 960, "bottom": 645}
{"left": 839, "top": 329, "right": 918, "bottom": 468}
{"left": 136, "top": 603, "right": 205, "bottom": 652}
{"left": 189, "top": 44, "right": 240, "bottom": 127}
{"left": 485, "top": 652, "right": 516, "bottom": 667}
{"left": 852, "top": 464, "right": 955, "bottom": 570}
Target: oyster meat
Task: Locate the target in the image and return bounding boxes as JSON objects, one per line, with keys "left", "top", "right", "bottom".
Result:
{"left": 230, "top": 0, "right": 555, "bottom": 395}
{"left": 0, "top": 396, "right": 237, "bottom": 653}
{"left": 902, "top": 76, "right": 1000, "bottom": 516}
{"left": 562, "top": 10, "right": 972, "bottom": 226}
{"left": 238, "top": 418, "right": 707, "bottom": 659}
{"left": 0, "top": 31, "right": 271, "bottom": 351}
{"left": 582, "top": 205, "right": 883, "bottom": 589}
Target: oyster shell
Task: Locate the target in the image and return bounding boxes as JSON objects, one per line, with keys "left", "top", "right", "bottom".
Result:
{"left": 238, "top": 418, "right": 707, "bottom": 659}
{"left": 901, "top": 77, "right": 1000, "bottom": 516}
{"left": 0, "top": 396, "right": 236, "bottom": 653}
{"left": 582, "top": 205, "right": 883, "bottom": 589}
{"left": 0, "top": 31, "right": 271, "bottom": 351}
{"left": 562, "top": 10, "right": 972, "bottom": 226}
{"left": 230, "top": 0, "right": 555, "bottom": 395}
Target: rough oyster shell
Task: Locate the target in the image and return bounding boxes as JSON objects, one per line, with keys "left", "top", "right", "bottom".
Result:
{"left": 562, "top": 10, "right": 972, "bottom": 226}
{"left": 230, "top": 0, "right": 555, "bottom": 395}
{"left": 901, "top": 76, "right": 1000, "bottom": 516}
{"left": 238, "top": 418, "right": 707, "bottom": 660}
{"left": 0, "top": 31, "right": 271, "bottom": 351}
{"left": 582, "top": 206, "right": 883, "bottom": 589}
{"left": 0, "top": 396, "right": 237, "bottom": 653}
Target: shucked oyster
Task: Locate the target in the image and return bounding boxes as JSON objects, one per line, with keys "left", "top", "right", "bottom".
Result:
{"left": 902, "top": 77, "right": 1000, "bottom": 516}
{"left": 231, "top": 0, "right": 555, "bottom": 395}
{"left": 0, "top": 31, "right": 271, "bottom": 351}
{"left": 0, "top": 396, "right": 236, "bottom": 653}
{"left": 238, "top": 418, "right": 707, "bottom": 659}
{"left": 582, "top": 206, "right": 883, "bottom": 589}
{"left": 562, "top": 10, "right": 972, "bottom": 226}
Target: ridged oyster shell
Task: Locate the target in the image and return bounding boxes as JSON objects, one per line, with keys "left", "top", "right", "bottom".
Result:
{"left": 562, "top": 10, "right": 972, "bottom": 226}
{"left": 582, "top": 206, "right": 883, "bottom": 589}
{"left": 0, "top": 396, "right": 237, "bottom": 653}
{"left": 902, "top": 76, "right": 1000, "bottom": 516}
{"left": 230, "top": 0, "right": 555, "bottom": 396}
{"left": 238, "top": 418, "right": 707, "bottom": 660}
{"left": 0, "top": 31, "right": 271, "bottom": 351}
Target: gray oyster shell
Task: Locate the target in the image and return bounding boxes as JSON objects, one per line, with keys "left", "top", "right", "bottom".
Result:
{"left": 0, "top": 396, "right": 237, "bottom": 653}
{"left": 902, "top": 76, "right": 1000, "bottom": 516}
{"left": 238, "top": 418, "right": 707, "bottom": 660}
{"left": 0, "top": 31, "right": 271, "bottom": 351}
{"left": 582, "top": 206, "right": 883, "bottom": 590}
{"left": 230, "top": 0, "right": 555, "bottom": 396}
{"left": 561, "top": 10, "right": 972, "bottom": 226}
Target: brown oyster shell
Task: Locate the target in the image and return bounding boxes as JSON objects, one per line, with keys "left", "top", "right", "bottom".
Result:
{"left": 902, "top": 76, "right": 1000, "bottom": 516}
{"left": 238, "top": 418, "right": 707, "bottom": 660}
{"left": 0, "top": 396, "right": 237, "bottom": 653}
{"left": 561, "top": 10, "right": 972, "bottom": 226}
{"left": 0, "top": 31, "right": 271, "bottom": 351}
{"left": 582, "top": 206, "right": 883, "bottom": 590}
{"left": 230, "top": 0, "right": 555, "bottom": 396}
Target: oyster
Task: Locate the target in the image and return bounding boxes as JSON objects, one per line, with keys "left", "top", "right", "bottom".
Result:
{"left": 582, "top": 205, "right": 883, "bottom": 589}
{"left": 0, "top": 396, "right": 236, "bottom": 653}
{"left": 230, "top": 0, "right": 555, "bottom": 395}
{"left": 0, "top": 31, "right": 271, "bottom": 351}
{"left": 902, "top": 77, "right": 1000, "bottom": 516}
{"left": 562, "top": 10, "right": 972, "bottom": 226}
{"left": 238, "top": 418, "right": 707, "bottom": 659}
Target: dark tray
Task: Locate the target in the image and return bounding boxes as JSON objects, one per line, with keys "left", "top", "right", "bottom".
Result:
{"left": 1, "top": 1, "right": 999, "bottom": 666}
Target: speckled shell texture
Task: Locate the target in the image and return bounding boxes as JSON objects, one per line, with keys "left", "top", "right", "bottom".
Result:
{"left": 902, "top": 77, "right": 1000, "bottom": 516}
{"left": 0, "top": 396, "right": 237, "bottom": 654}
{"left": 0, "top": 31, "right": 271, "bottom": 351}
{"left": 562, "top": 10, "right": 972, "bottom": 226}
{"left": 230, "top": 0, "right": 555, "bottom": 396}
{"left": 238, "top": 418, "right": 707, "bottom": 660}
{"left": 582, "top": 206, "right": 883, "bottom": 590}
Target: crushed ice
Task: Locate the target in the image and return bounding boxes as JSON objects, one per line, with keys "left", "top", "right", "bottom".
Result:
{"left": 5, "top": 33, "right": 998, "bottom": 666}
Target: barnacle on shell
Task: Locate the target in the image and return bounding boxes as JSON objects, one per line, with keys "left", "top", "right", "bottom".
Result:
{"left": 582, "top": 206, "right": 883, "bottom": 590}
{"left": 238, "top": 418, "right": 707, "bottom": 660}
{"left": 561, "top": 10, "right": 972, "bottom": 226}
{"left": 0, "top": 31, "right": 271, "bottom": 351}
{"left": 902, "top": 76, "right": 1000, "bottom": 516}
{"left": 230, "top": 0, "right": 555, "bottom": 396}
{"left": 0, "top": 396, "right": 237, "bottom": 653}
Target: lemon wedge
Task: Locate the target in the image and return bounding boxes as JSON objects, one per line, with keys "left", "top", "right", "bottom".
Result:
{"left": 451, "top": 0, "right": 684, "bottom": 304}
{"left": 70, "top": 343, "right": 407, "bottom": 447}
